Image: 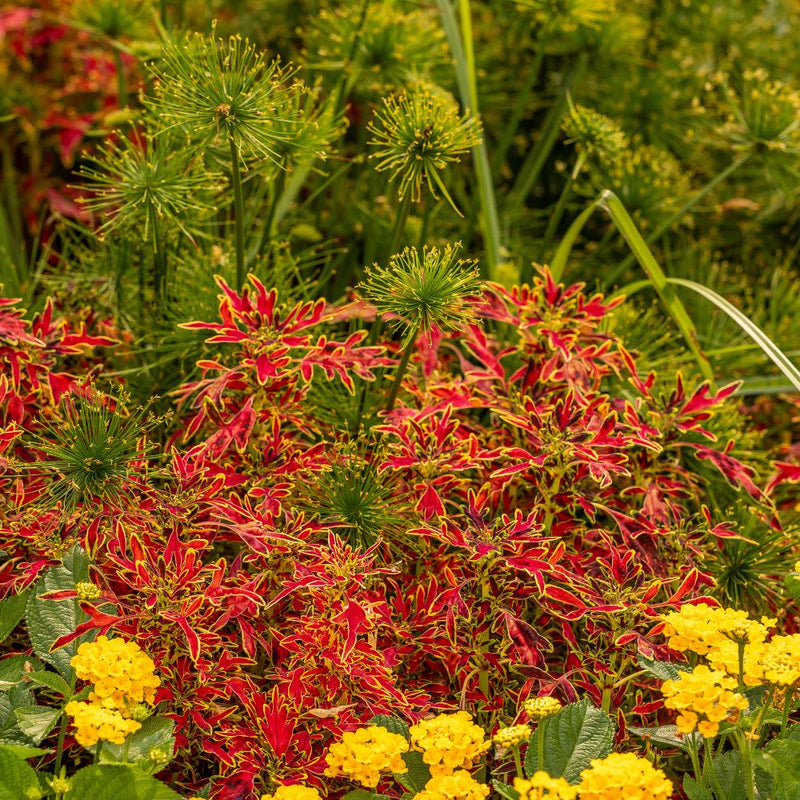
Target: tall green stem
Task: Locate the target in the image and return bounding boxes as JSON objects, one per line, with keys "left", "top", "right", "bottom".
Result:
{"left": 540, "top": 151, "right": 586, "bottom": 261}
{"left": 113, "top": 49, "right": 127, "bottom": 107}
{"left": 386, "top": 336, "right": 416, "bottom": 412}
{"left": 438, "top": 0, "right": 503, "bottom": 279}
{"left": 53, "top": 714, "right": 68, "bottom": 775}
{"left": 492, "top": 22, "right": 551, "bottom": 174}
{"left": 388, "top": 193, "right": 413, "bottom": 258}
{"left": 229, "top": 139, "right": 246, "bottom": 289}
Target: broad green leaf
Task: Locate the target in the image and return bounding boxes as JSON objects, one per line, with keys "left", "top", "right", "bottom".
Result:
{"left": 711, "top": 751, "right": 771, "bottom": 800}
{"left": 637, "top": 655, "right": 689, "bottom": 682}
{"left": 28, "top": 670, "right": 71, "bottom": 697}
{"left": 342, "top": 791, "right": 392, "bottom": 800}
{"left": 100, "top": 716, "right": 175, "bottom": 767}
{"left": 628, "top": 724, "right": 689, "bottom": 751}
{"left": 67, "top": 764, "right": 183, "bottom": 800}
{"left": 493, "top": 780, "right": 519, "bottom": 800}
{"left": 25, "top": 545, "right": 92, "bottom": 681}
{"left": 368, "top": 714, "right": 410, "bottom": 739}
{"left": 754, "top": 739, "right": 800, "bottom": 799}
{"left": 14, "top": 705, "right": 62, "bottom": 744}
{"left": 0, "top": 655, "right": 44, "bottom": 690}
{"left": 396, "top": 750, "right": 430, "bottom": 793}
{"left": 0, "top": 743, "right": 51, "bottom": 759}
{"left": 0, "top": 744, "right": 40, "bottom": 800}
{"left": 683, "top": 776, "right": 713, "bottom": 800}
{"left": 0, "top": 591, "right": 29, "bottom": 643}
{"left": 524, "top": 699, "right": 614, "bottom": 783}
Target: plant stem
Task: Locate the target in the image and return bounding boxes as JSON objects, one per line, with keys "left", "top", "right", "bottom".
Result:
{"left": 229, "top": 139, "right": 246, "bottom": 289}
{"left": 388, "top": 192, "right": 412, "bottom": 258}
{"left": 705, "top": 738, "right": 728, "bottom": 800}
{"left": 539, "top": 151, "right": 586, "bottom": 261}
{"left": 687, "top": 736, "right": 703, "bottom": 788}
{"left": 513, "top": 747, "right": 523, "bottom": 779}
{"left": 438, "top": 0, "right": 503, "bottom": 280}
{"left": 332, "top": 0, "right": 371, "bottom": 113}
{"left": 385, "top": 335, "right": 416, "bottom": 412}
{"left": 537, "top": 718, "right": 546, "bottom": 771}
{"left": 53, "top": 713, "right": 67, "bottom": 775}
{"left": 734, "top": 733, "right": 756, "bottom": 800}
{"left": 113, "top": 49, "right": 127, "bottom": 107}
{"left": 492, "top": 21, "right": 551, "bottom": 175}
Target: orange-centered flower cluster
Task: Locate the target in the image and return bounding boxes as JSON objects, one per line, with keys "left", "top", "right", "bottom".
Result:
{"left": 661, "top": 665, "right": 748, "bottom": 738}
{"left": 577, "top": 752, "right": 673, "bottom": 800}
{"left": 64, "top": 635, "right": 160, "bottom": 748}
{"left": 409, "top": 711, "right": 490, "bottom": 778}
{"left": 324, "top": 725, "right": 409, "bottom": 787}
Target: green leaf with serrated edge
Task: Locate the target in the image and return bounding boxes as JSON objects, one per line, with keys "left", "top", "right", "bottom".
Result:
{"left": 493, "top": 779, "right": 519, "bottom": 800}
{"left": 14, "top": 705, "right": 62, "bottom": 744}
{"left": 368, "top": 714, "right": 410, "bottom": 739}
{"left": 0, "top": 692, "right": 35, "bottom": 747}
{"left": 628, "top": 724, "right": 689, "bottom": 751}
{"left": 0, "top": 744, "right": 40, "bottom": 800}
{"left": 636, "top": 654, "right": 690, "bottom": 682}
{"left": 0, "top": 743, "right": 51, "bottom": 759}
{"left": 710, "top": 750, "right": 771, "bottom": 800}
{"left": 524, "top": 699, "right": 614, "bottom": 783}
{"left": 0, "top": 654, "right": 44, "bottom": 690}
{"left": 396, "top": 750, "right": 430, "bottom": 793}
{"left": 754, "top": 739, "right": 800, "bottom": 799}
{"left": 0, "top": 590, "right": 29, "bottom": 643}
{"left": 25, "top": 545, "right": 92, "bottom": 681}
{"left": 67, "top": 764, "right": 184, "bottom": 800}
{"left": 342, "top": 791, "right": 392, "bottom": 800}
{"left": 683, "top": 776, "right": 713, "bottom": 800}
{"left": 28, "top": 670, "right": 71, "bottom": 697}
{"left": 100, "top": 716, "right": 175, "bottom": 766}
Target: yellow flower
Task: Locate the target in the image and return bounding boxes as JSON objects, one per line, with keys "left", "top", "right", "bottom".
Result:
{"left": 64, "top": 700, "right": 141, "bottom": 747}
{"left": 70, "top": 635, "right": 160, "bottom": 712}
{"left": 661, "top": 665, "right": 748, "bottom": 739}
{"left": 324, "top": 725, "right": 409, "bottom": 787}
{"left": 493, "top": 724, "right": 532, "bottom": 748}
{"left": 706, "top": 638, "right": 767, "bottom": 687}
{"left": 660, "top": 605, "right": 773, "bottom": 656}
{"left": 75, "top": 581, "right": 101, "bottom": 601}
{"left": 409, "top": 711, "right": 490, "bottom": 778}
{"left": 514, "top": 772, "right": 577, "bottom": 799}
{"left": 758, "top": 634, "right": 800, "bottom": 686}
{"left": 414, "top": 770, "right": 490, "bottom": 800}
{"left": 524, "top": 697, "right": 562, "bottom": 720}
{"left": 578, "top": 752, "right": 673, "bottom": 800}
{"left": 260, "top": 786, "right": 322, "bottom": 800}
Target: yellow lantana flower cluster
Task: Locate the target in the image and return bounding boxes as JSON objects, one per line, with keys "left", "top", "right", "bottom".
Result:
{"left": 63, "top": 700, "right": 141, "bottom": 747}
{"left": 71, "top": 634, "right": 161, "bottom": 710}
{"left": 758, "top": 634, "right": 800, "bottom": 686}
{"left": 260, "top": 785, "right": 322, "bottom": 800}
{"left": 524, "top": 697, "right": 562, "bottom": 720}
{"left": 414, "top": 770, "right": 490, "bottom": 800}
{"left": 660, "top": 604, "right": 800, "bottom": 713}
{"left": 493, "top": 724, "right": 531, "bottom": 748}
{"left": 513, "top": 772, "right": 577, "bottom": 799}
{"left": 409, "top": 711, "right": 490, "bottom": 778}
{"left": 577, "top": 752, "right": 673, "bottom": 800}
{"left": 65, "top": 635, "right": 160, "bottom": 749}
{"left": 324, "top": 725, "right": 409, "bottom": 787}
{"left": 660, "top": 604, "right": 773, "bottom": 655}
{"left": 661, "top": 665, "right": 748, "bottom": 738}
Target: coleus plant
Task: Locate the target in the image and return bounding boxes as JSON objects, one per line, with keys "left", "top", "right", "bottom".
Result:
{"left": 0, "top": 264, "right": 794, "bottom": 797}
